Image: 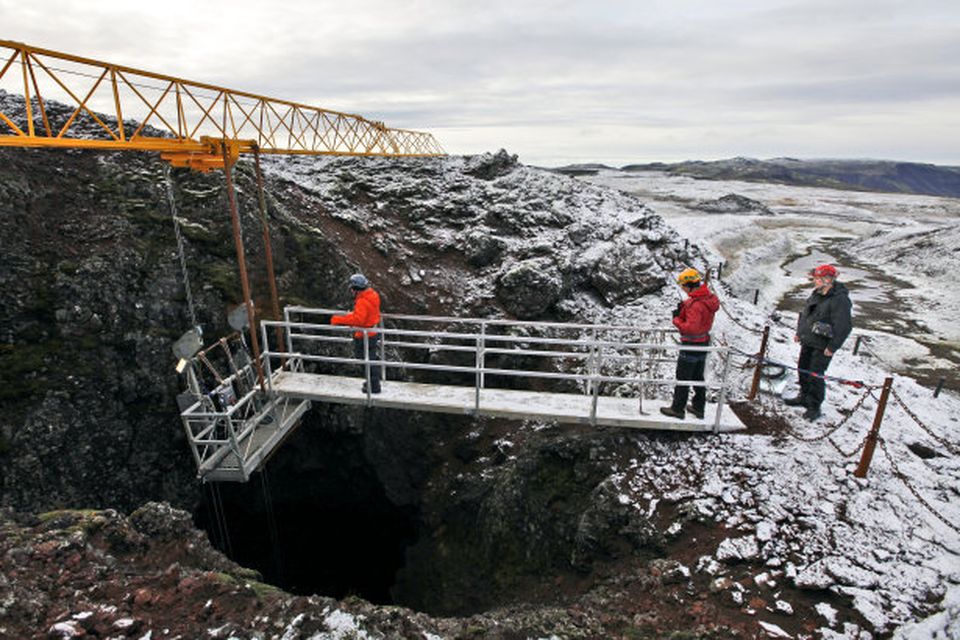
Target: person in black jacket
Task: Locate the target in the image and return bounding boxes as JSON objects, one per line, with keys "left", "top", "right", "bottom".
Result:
{"left": 784, "top": 264, "right": 852, "bottom": 420}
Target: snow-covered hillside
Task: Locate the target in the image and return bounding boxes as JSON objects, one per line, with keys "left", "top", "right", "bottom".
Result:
{"left": 578, "top": 169, "right": 960, "bottom": 637}
{"left": 2, "top": 144, "right": 958, "bottom": 638}
{"left": 259, "top": 155, "right": 960, "bottom": 637}
{"left": 584, "top": 170, "right": 960, "bottom": 375}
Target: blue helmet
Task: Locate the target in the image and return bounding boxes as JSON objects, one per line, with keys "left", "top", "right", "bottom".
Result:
{"left": 349, "top": 273, "right": 369, "bottom": 289}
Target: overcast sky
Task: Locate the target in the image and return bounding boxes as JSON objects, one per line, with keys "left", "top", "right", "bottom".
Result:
{"left": 3, "top": 0, "right": 959, "bottom": 166}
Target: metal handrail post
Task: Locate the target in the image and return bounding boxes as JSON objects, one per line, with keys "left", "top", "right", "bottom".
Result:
{"left": 226, "top": 413, "right": 242, "bottom": 461}
{"left": 283, "top": 308, "right": 297, "bottom": 372}
{"left": 184, "top": 414, "right": 204, "bottom": 469}
{"left": 475, "top": 321, "right": 486, "bottom": 413}
{"left": 586, "top": 327, "right": 598, "bottom": 396}
{"left": 261, "top": 322, "right": 275, "bottom": 393}
{"left": 713, "top": 346, "right": 732, "bottom": 434}
{"left": 479, "top": 321, "right": 487, "bottom": 389}
{"left": 637, "top": 342, "right": 646, "bottom": 415}
{"left": 590, "top": 374, "right": 600, "bottom": 426}
{"left": 379, "top": 318, "right": 387, "bottom": 381}
{"left": 363, "top": 333, "right": 372, "bottom": 403}
{"left": 589, "top": 327, "right": 601, "bottom": 425}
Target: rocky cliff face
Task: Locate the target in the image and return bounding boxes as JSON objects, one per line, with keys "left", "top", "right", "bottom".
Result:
{"left": 0, "top": 501, "right": 745, "bottom": 639}
{"left": 3, "top": 138, "right": 942, "bottom": 636}
{"left": 0, "top": 145, "right": 692, "bottom": 514}
{"left": 2, "top": 140, "right": 747, "bottom": 635}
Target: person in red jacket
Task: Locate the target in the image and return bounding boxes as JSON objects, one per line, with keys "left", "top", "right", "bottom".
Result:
{"left": 331, "top": 273, "right": 382, "bottom": 393}
{"left": 660, "top": 268, "right": 720, "bottom": 420}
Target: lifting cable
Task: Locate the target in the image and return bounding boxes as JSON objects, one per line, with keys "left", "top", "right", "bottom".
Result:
{"left": 164, "top": 165, "right": 199, "bottom": 332}
{"left": 206, "top": 480, "right": 234, "bottom": 557}
{"left": 259, "top": 468, "right": 285, "bottom": 583}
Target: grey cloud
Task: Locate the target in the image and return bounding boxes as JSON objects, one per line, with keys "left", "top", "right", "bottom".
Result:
{"left": 3, "top": 0, "right": 958, "bottom": 163}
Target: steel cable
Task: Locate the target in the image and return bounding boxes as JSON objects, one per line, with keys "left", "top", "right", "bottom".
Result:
{"left": 164, "top": 166, "right": 199, "bottom": 330}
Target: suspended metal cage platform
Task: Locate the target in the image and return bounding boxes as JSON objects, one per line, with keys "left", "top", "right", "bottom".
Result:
{"left": 177, "top": 307, "right": 745, "bottom": 482}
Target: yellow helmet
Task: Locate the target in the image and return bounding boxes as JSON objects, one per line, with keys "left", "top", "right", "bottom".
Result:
{"left": 677, "top": 267, "right": 702, "bottom": 286}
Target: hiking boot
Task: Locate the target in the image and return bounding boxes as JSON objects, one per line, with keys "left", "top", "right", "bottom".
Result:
{"left": 686, "top": 404, "right": 705, "bottom": 420}
{"left": 660, "top": 406, "right": 685, "bottom": 419}
{"left": 783, "top": 395, "right": 806, "bottom": 407}
{"left": 361, "top": 383, "right": 382, "bottom": 394}
{"left": 803, "top": 407, "right": 821, "bottom": 421}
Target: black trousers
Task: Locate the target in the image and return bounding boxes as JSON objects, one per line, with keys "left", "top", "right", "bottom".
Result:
{"left": 352, "top": 334, "right": 381, "bottom": 392}
{"left": 797, "top": 344, "right": 832, "bottom": 410}
{"left": 671, "top": 347, "right": 708, "bottom": 413}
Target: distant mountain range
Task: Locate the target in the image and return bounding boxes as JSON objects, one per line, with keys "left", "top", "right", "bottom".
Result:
{"left": 551, "top": 158, "right": 960, "bottom": 198}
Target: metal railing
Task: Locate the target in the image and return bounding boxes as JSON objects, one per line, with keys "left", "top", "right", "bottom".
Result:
{"left": 178, "top": 308, "right": 736, "bottom": 480}
{"left": 259, "top": 306, "right": 734, "bottom": 432}
{"left": 177, "top": 335, "right": 307, "bottom": 480}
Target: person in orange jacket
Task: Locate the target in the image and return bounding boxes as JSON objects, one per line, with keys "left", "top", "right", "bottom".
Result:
{"left": 660, "top": 267, "right": 720, "bottom": 420}
{"left": 331, "top": 273, "right": 382, "bottom": 393}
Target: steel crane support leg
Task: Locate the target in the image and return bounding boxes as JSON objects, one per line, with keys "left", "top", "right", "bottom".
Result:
{"left": 253, "top": 148, "right": 285, "bottom": 356}
{"left": 222, "top": 142, "right": 266, "bottom": 391}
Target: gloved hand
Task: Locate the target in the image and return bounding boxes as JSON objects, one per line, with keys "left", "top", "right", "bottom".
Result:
{"left": 672, "top": 302, "right": 682, "bottom": 318}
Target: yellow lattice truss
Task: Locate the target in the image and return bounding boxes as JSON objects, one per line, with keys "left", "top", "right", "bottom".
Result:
{"left": 0, "top": 40, "right": 445, "bottom": 171}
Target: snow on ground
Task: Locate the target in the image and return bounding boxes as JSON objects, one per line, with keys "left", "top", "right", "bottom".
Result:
{"left": 585, "top": 170, "right": 960, "bottom": 345}
{"left": 589, "top": 289, "right": 960, "bottom": 636}
{"left": 580, "top": 170, "right": 960, "bottom": 635}
{"left": 263, "top": 157, "right": 960, "bottom": 635}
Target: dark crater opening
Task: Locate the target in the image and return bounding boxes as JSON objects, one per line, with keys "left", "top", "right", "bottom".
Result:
{"left": 193, "top": 413, "right": 419, "bottom": 605}
{"left": 189, "top": 408, "right": 635, "bottom": 618}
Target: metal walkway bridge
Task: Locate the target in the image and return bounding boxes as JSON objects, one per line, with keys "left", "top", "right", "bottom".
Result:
{"left": 177, "top": 307, "right": 745, "bottom": 481}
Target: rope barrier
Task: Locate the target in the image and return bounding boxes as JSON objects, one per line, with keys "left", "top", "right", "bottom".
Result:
{"left": 890, "top": 390, "right": 960, "bottom": 456}
{"left": 877, "top": 437, "right": 960, "bottom": 534}
{"left": 856, "top": 340, "right": 899, "bottom": 371}
{"left": 719, "top": 300, "right": 765, "bottom": 335}
{"left": 730, "top": 346, "right": 875, "bottom": 389}
{"left": 828, "top": 433, "right": 868, "bottom": 458}
{"left": 709, "top": 272, "right": 959, "bottom": 532}
{"left": 779, "top": 387, "right": 875, "bottom": 446}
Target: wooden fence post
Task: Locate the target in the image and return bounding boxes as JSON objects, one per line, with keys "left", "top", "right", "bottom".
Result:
{"left": 855, "top": 377, "right": 894, "bottom": 478}
{"left": 747, "top": 325, "right": 770, "bottom": 401}
{"left": 933, "top": 377, "right": 946, "bottom": 398}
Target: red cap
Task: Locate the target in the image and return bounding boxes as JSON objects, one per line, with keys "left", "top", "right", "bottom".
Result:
{"left": 811, "top": 264, "right": 838, "bottom": 278}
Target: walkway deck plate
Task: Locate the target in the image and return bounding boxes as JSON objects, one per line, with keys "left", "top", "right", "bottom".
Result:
{"left": 272, "top": 372, "right": 746, "bottom": 433}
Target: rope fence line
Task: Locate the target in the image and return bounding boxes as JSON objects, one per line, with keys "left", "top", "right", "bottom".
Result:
{"left": 828, "top": 433, "right": 869, "bottom": 459}
{"left": 729, "top": 315, "right": 959, "bottom": 532}
{"left": 719, "top": 299, "right": 765, "bottom": 336}
{"left": 694, "top": 265, "right": 957, "bottom": 531}
{"left": 730, "top": 346, "right": 877, "bottom": 390}
{"left": 855, "top": 338, "right": 900, "bottom": 372}
{"left": 753, "top": 363, "right": 959, "bottom": 531}
{"left": 877, "top": 436, "right": 960, "bottom": 534}
{"left": 890, "top": 390, "right": 960, "bottom": 457}
{"left": 778, "top": 387, "right": 875, "bottom": 445}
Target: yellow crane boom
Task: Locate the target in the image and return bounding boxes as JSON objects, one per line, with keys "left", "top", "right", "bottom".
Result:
{"left": 0, "top": 39, "right": 445, "bottom": 171}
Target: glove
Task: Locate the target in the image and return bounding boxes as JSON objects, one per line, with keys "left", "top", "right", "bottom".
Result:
{"left": 672, "top": 302, "right": 682, "bottom": 318}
